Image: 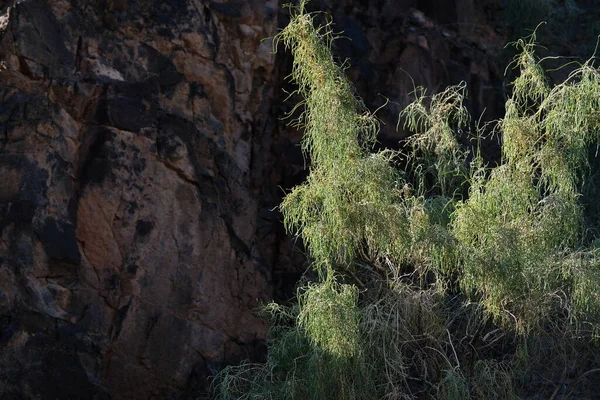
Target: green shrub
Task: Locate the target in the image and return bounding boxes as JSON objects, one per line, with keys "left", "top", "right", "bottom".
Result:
{"left": 214, "top": 2, "right": 600, "bottom": 399}
{"left": 452, "top": 35, "right": 600, "bottom": 330}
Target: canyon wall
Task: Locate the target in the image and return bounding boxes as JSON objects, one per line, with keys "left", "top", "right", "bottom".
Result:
{"left": 0, "top": 1, "right": 504, "bottom": 398}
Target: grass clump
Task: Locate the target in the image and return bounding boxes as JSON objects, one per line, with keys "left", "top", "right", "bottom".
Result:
{"left": 215, "top": 2, "right": 600, "bottom": 399}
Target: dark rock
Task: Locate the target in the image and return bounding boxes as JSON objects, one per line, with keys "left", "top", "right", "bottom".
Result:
{"left": 9, "top": 0, "right": 75, "bottom": 78}
{"left": 135, "top": 220, "right": 153, "bottom": 236}
{"left": 36, "top": 217, "right": 80, "bottom": 264}
{"left": 209, "top": 1, "right": 243, "bottom": 18}
{"left": 106, "top": 96, "right": 151, "bottom": 133}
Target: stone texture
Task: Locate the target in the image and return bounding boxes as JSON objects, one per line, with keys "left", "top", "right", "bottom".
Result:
{"left": 0, "top": 0, "right": 509, "bottom": 399}
{"left": 0, "top": 0, "right": 287, "bottom": 398}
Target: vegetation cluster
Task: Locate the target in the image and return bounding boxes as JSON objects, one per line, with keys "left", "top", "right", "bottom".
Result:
{"left": 216, "top": 2, "right": 600, "bottom": 398}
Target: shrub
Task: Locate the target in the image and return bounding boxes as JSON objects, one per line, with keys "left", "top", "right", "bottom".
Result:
{"left": 215, "top": 2, "right": 600, "bottom": 398}
{"left": 452, "top": 35, "right": 600, "bottom": 331}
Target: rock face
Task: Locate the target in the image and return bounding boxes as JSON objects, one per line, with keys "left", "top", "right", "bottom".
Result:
{"left": 0, "top": 0, "right": 287, "bottom": 398}
{"left": 0, "top": 0, "right": 506, "bottom": 399}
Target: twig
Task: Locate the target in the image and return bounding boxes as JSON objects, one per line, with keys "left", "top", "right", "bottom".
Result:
{"left": 345, "top": 267, "right": 366, "bottom": 290}
{"left": 447, "top": 329, "right": 460, "bottom": 368}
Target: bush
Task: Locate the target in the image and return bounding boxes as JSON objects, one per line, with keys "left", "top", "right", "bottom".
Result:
{"left": 214, "top": 2, "right": 600, "bottom": 398}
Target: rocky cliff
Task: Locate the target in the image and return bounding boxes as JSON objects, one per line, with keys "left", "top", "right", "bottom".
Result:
{"left": 0, "top": 1, "right": 506, "bottom": 398}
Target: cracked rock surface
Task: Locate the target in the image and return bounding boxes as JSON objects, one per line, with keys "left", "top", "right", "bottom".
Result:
{"left": 0, "top": 0, "right": 287, "bottom": 398}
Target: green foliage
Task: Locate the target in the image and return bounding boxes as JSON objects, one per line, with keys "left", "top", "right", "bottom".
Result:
{"left": 276, "top": 2, "right": 411, "bottom": 272}
{"left": 215, "top": 281, "right": 472, "bottom": 400}
{"left": 452, "top": 34, "right": 600, "bottom": 330}
{"left": 214, "top": 281, "right": 375, "bottom": 400}
{"left": 215, "top": 2, "right": 600, "bottom": 399}
{"left": 298, "top": 277, "right": 360, "bottom": 358}
{"left": 399, "top": 82, "right": 470, "bottom": 198}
